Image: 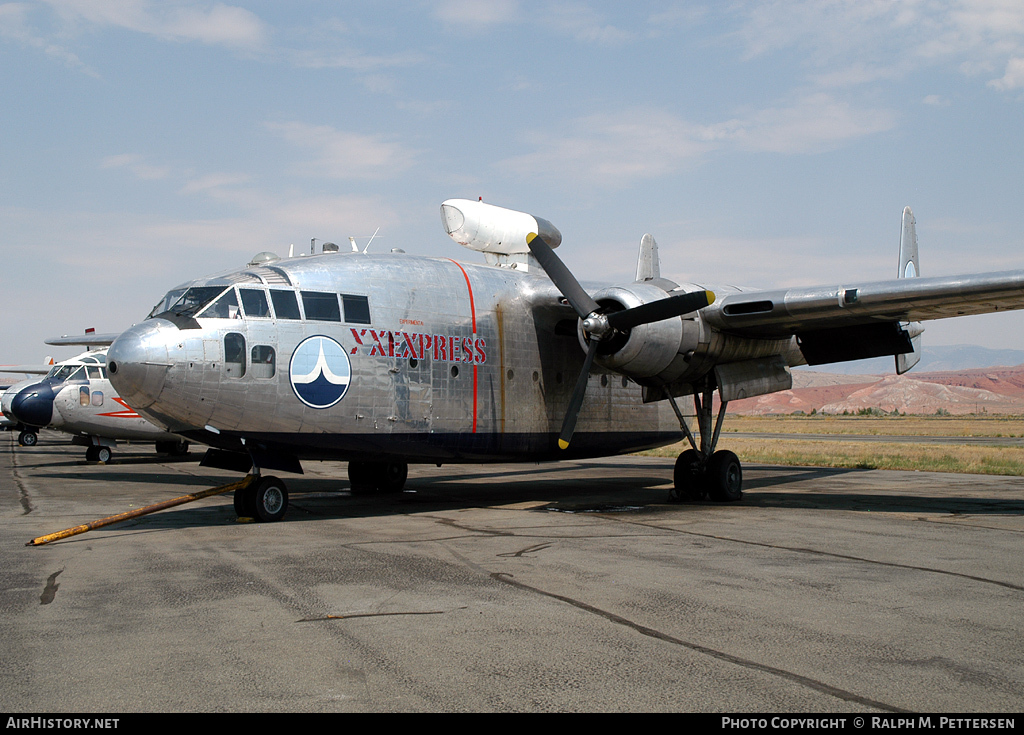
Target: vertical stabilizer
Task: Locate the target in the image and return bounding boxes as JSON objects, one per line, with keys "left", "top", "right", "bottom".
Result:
{"left": 635, "top": 234, "right": 660, "bottom": 281}
{"left": 896, "top": 207, "right": 923, "bottom": 374}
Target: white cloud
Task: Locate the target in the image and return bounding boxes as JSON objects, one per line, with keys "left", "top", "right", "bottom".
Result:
{"left": 988, "top": 56, "right": 1024, "bottom": 90}
{"left": 0, "top": 2, "right": 97, "bottom": 74}
{"left": 40, "top": 0, "right": 268, "bottom": 48}
{"left": 265, "top": 121, "right": 417, "bottom": 179}
{"left": 433, "top": 0, "right": 520, "bottom": 29}
{"left": 504, "top": 95, "right": 895, "bottom": 184}
{"left": 100, "top": 153, "right": 171, "bottom": 180}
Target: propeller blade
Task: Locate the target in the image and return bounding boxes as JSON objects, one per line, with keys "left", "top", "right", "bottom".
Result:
{"left": 605, "top": 289, "right": 714, "bottom": 331}
{"left": 558, "top": 338, "right": 600, "bottom": 449}
{"left": 527, "top": 232, "right": 600, "bottom": 318}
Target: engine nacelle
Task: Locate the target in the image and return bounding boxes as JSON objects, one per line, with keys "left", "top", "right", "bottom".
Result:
{"left": 441, "top": 199, "right": 562, "bottom": 255}
{"left": 583, "top": 283, "right": 692, "bottom": 379}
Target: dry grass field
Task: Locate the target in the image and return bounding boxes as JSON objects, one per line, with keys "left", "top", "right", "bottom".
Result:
{"left": 641, "top": 414, "right": 1024, "bottom": 476}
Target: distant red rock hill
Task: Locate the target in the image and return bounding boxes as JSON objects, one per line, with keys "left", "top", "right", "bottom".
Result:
{"left": 729, "top": 364, "right": 1024, "bottom": 415}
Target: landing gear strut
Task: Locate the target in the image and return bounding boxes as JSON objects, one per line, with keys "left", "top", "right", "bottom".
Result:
{"left": 666, "top": 382, "right": 743, "bottom": 503}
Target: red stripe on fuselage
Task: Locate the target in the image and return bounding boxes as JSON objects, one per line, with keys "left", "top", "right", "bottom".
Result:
{"left": 447, "top": 260, "right": 478, "bottom": 433}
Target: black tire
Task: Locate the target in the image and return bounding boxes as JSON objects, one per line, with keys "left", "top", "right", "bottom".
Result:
{"left": 672, "top": 449, "right": 706, "bottom": 501}
{"left": 379, "top": 461, "right": 408, "bottom": 493}
{"left": 18, "top": 431, "right": 37, "bottom": 447}
{"left": 707, "top": 450, "right": 743, "bottom": 502}
{"left": 96, "top": 446, "right": 112, "bottom": 463}
{"left": 253, "top": 476, "right": 288, "bottom": 522}
{"left": 347, "top": 461, "right": 375, "bottom": 492}
{"left": 85, "top": 446, "right": 99, "bottom": 462}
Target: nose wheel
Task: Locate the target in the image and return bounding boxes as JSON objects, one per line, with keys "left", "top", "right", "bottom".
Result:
{"left": 234, "top": 475, "right": 289, "bottom": 522}
{"left": 18, "top": 430, "right": 38, "bottom": 447}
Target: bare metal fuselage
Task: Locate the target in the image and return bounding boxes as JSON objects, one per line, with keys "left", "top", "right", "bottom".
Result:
{"left": 111, "top": 252, "right": 700, "bottom": 464}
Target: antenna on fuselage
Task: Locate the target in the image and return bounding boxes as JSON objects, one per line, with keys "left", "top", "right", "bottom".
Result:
{"left": 362, "top": 227, "right": 381, "bottom": 253}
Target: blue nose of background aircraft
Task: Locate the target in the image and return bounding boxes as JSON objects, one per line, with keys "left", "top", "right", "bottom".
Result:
{"left": 9, "top": 381, "right": 56, "bottom": 428}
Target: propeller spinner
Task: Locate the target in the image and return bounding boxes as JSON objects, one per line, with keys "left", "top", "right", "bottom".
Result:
{"left": 526, "top": 232, "right": 714, "bottom": 449}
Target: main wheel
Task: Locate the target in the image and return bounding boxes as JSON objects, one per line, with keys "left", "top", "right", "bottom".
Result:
{"left": 378, "top": 461, "right": 408, "bottom": 493}
{"left": 18, "top": 431, "right": 38, "bottom": 447}
{"left": 95, "top": 446, "right": 112, "bottom": 463}
{"left": 252, "top": 476, "right": 288, "bottom": 522}
{"left": 347, "top": 460, "right": 376, "bottom": 492}
{"left": 707, "top": 450, "right": 742, "bottom": 502}
{"left": 672, "top": 449, "right": 706, "bottom": 501}
{"left": 348, "top": 461, "right": 408, "bottom": 492}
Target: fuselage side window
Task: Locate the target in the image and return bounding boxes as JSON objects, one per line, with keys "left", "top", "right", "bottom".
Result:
{"left": 341, "top": 294, "right": 371, "bottom": 325}
{"left": 91, "top": 391, "right": 103, "bottom": 407}
{"left": 251, "top": 346, "right": 276, "bottom": 379}
{"left": 270, "top": 290, "right": 301, "bottom": 320}
{"left": 224, "top": 333, "right": 246, "bottom": 378}
{"left": 202, "top": 288, "right": 241, "bottom": 319}
{"left": 79, "top": 386, "right": 90, "bottom": 407}
{"left": 301, "top": 291, "right": 341, "bottom": 322}
{"left": 239, "top": 289, "right": 271, "bottom": 318}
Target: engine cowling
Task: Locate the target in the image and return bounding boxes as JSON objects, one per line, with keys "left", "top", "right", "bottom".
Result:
{"left": 582, "top": 283, "right": 693, "bottom": 379}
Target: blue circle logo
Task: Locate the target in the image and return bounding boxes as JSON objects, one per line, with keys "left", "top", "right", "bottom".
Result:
{"left": 289, "top": 336, "right": 352, "bottom": 409}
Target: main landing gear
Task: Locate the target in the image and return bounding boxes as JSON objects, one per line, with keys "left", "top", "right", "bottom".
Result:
{"left": 348, "top": 460, "right": 409, "bottom": 493}
{"left": 666, "top": 382, "right": 743, "bottom": 503}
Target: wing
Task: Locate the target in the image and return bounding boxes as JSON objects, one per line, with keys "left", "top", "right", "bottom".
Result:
{"left": 45, "top": 332, "right": 121, "bottom": 347}
{"left": 0, "top": 364, "right": 52, "bottom": 375}
{"left": 703, "top": 270, "right": 1024, "bottom": 365}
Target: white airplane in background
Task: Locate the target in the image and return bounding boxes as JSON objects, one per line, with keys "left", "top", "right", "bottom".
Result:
{"left": 104, "top": 199, "right": 1024, "bottom": 522}
{"left": 2, "top": 340, "right": 189, "bottom": 462}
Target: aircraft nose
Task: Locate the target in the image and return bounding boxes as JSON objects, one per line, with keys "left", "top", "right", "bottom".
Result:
{"left": 107, "top": 320, "right": 174, "bottom": 410}
{"left": 9, "top": 382, "right": 55, "bottom": 428}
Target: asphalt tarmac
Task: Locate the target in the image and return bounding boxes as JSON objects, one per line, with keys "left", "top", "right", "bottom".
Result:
{"left": 3, "top": 431, "right": 1024, "bottom": 713}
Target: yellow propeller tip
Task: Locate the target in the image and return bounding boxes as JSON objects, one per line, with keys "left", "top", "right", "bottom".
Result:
{"left": 705, "top": 290, "right": 715, "bottom": 304}
{"left": 558, "top": 439, "right": 569, "bottom": 450}
{"left": 526, "top": 232, "right": 538, "bottom": 243}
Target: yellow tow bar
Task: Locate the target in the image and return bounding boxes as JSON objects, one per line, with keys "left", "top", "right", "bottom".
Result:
{"left": 26, "top": 474, "right": 257, "bottom": 547}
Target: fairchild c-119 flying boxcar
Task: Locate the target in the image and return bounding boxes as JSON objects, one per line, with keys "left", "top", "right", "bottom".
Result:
{"left": 105, "top": 199, "right": 1024, "bottom": 521}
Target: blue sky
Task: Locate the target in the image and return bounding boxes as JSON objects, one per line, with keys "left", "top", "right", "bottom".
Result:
{"left": 2, "top": 1, "right": 1023, "bottom": 366}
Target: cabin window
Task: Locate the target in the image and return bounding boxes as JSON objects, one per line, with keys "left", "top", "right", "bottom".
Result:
{"left": 301, "top": 291, "right": 341, "bottom": 322}
{"left": 239, "top": 289, "right": 271, "bottom": 318}
{"left": 341, "top": 294, "right": 371, "bottom": 324}
{"left": 224, "top": 333, "right": 246, "bottom": 378}
{"left": 87, "top": 366, "right": 103, "bottom": 379}
{"left": 91, "top": 391, "right": 103, "bottom": 407}
{"left": 250, "top": 345, "right": 276, "bottom": 379}
{"left": 202, "top": 289, "right": 241, "bottom": 319}
{"left": 270, "top": 290, "right": 301, "bottom": 320}
{"left": 80, "top": 386, "right": 90, "bottom": 407}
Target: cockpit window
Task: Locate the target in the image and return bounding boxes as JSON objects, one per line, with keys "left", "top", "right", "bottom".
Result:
{"left": 270, "top": 290, "right": 301, "bottom": 320}
{"left": 239, "top": 289, "right": 271, "bottom": 318}
{"left": 157, "top": 286, "right": 229, "bottom": 319}
{"left": 200, "top": 288, "right": 241, "bottom": 319}
{"left": 48, "top": 365, "right": 85, "bottom": 382}
{"left": 147, "top": 288, "right": 188, "bottom": 319}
